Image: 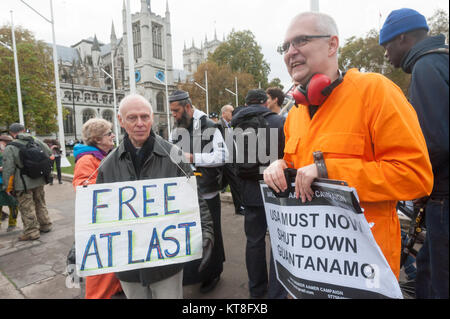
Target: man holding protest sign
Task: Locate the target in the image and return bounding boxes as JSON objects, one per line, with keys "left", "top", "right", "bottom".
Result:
{"left": 92, "top": 94, "right": 214, "bottom": 299}
{"left": 264, "top": 11, "right": 433, "bottom": 286}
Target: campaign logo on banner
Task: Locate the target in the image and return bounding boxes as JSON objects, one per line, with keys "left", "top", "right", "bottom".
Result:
{"left": 75, "top": 177, "right": 202, "bottom": 277}
{"left": 260, "top": 180, "right": 403, "bottom": 299}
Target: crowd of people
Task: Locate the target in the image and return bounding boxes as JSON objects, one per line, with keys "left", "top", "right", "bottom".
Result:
{"left": 1, "top": 8, "right": 447, "bottom": 300}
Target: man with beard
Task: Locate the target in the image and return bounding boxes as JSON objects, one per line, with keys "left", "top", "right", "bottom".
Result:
{"left": 169, "top": 90, "right": 228, "bottom": 294}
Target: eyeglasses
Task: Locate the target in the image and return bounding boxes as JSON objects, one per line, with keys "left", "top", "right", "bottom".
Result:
{"left": 103, "top": 131, "right": 114, "bottom": 137}
{"left": 277, "top": 35, "right": 331, "bottom": 55}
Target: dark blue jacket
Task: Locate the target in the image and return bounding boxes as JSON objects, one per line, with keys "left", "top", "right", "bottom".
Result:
{"left": 231, "top": 105, "right": 285, "bottom": 206}
{"left": 401, "top": 34, "right": 449, "bottom": 197}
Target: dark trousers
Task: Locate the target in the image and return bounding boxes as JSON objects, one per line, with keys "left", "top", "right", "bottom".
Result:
{"left": 222, "top": 164, "right": 243, "bottom": 214}
{"left": 52, "top": 156, "right": 62, "bottom": 183}
{"left": 415, "top": 197, "right": 449, "bottom": 299}
{"left": 244, "top": 205, "right": 267, "bottom": 297}
{"left": 183, "top": 193, "right": 225, "bottom": 285}
{"left": 244, "top": 205, "right": 286, "bottom": 298}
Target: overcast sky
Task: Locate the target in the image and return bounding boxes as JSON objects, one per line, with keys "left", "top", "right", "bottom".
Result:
{"left": 1, "top": 0, "right": 448, "bottom": 88}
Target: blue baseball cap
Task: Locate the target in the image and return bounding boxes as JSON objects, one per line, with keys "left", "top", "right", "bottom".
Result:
{"left": 379, "top": 8, "right": 429, "bottom": 45}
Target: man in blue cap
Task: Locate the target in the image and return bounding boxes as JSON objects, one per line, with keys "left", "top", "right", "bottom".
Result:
{"left": 380, "top": 8, "right": 449, "bottom": 299}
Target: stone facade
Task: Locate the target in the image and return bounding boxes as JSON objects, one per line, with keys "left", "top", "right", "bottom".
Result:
{"left": 57, "top": 0, "right": 175, "bottom": 142}
{"left": 182, "top": 31, "right": 222, "bottom": 78}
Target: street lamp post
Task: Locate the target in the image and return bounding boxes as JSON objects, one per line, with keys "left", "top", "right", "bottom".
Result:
{"left": 154, "top": 65, "right": 172, "bottom": 139}
{"left": 10, "top": 11, "right": 24, "bottom": 126}
{"left": 20, "top": 0, "right": 70, "bottom": 167}
{"left": 225, "top": 77, "right": 239, "bottom": 107}
{"left": 126, "top": 0, "right": 136, "bottom": 94}
{"left": 0, "top": 11, "right": 24, "bottom": 126}
{"left": 194, "top": 70, "right": 209, "bottom": 115}
{"left": 101, "top": 67, "right": 120, "bottom": 146}
{"left": 69, "top": 72, "right": 77, "bottom": 141}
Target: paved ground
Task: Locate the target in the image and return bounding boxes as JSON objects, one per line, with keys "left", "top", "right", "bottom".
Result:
{"left": 0, "top": 174, "right": 267, "bottom": 299}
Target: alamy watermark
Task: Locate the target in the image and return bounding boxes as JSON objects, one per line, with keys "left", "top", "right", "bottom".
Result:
{"left": 169, "top": 127, "right": 281, "bottom": 165}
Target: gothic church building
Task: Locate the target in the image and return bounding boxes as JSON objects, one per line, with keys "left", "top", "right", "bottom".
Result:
{"left": 57, "top": 0, "right": 175, "bottom": 141}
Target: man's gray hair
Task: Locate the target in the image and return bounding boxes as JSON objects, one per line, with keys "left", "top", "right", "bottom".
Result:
{"left": 221, "top": 104, "right": 233, "bottom": 115}
{"left": 294, "top": 12, "right": 339, "bottom": 37}
{"left": 118, "top": 94, "right": 153, "bottom": 116}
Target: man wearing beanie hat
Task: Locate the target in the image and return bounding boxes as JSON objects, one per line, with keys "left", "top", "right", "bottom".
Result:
{"left": 380, "top": 8, "right": 449, "bottom": 299}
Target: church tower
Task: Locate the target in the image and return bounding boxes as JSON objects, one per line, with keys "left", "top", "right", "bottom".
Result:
{"left": 121, "top": 0, "right": 175, "bottom": 138}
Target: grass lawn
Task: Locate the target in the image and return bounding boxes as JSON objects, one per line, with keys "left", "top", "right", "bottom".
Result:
{"left": 59, "top": 155, "right": 75, "bottom": 175}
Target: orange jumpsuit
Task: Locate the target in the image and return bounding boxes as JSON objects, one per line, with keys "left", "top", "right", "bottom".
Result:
{"left": 73, "top": 154, "right": 123, "bottom": 299}
{"left": 284, "top": 69, "right": 433, "bottom": 278}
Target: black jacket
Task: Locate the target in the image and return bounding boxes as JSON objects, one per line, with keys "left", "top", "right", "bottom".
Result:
{"left": 402, "top": 34, "right": 449, "bottom": 197}
{"left": 96, "top": 132, "right": 214, "bottom": 285}
{"left": 172, "top": 111, "right": 225, "bottom": 195}
{"left": 231, "top": 105, "right": 285, "bottom": 206}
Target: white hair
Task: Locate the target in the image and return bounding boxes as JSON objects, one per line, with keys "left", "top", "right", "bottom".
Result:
{"left": 118, "top": 94, "right": 153, "bottom": 116}
{"left": 293, "top": 12, "right": 339, "bottom": 37}
{"left": 221, "top": 104, "right": 233, "bottom": 115}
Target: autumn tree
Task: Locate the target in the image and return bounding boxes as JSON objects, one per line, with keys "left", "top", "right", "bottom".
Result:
{"left": 267, "top": 78, "right": 284, "bottom": 90}
{"left": 428, "top": 8, "right": 449, "bottom": 41}
{"left": 0, "top": 25, "right": 57, "bottom": 134}
{"left": 209, "top": 30, "right": 271, "bottom": 87}
{"left": 178, "top": 61, "right": 257, "bottom": 113}
{"left": 338, "top": 29, "right": 411, "bottom": 94}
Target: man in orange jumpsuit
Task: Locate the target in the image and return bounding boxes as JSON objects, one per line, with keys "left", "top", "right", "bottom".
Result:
{"left": 264, "top": 12, "right": 433, "bottom": 279}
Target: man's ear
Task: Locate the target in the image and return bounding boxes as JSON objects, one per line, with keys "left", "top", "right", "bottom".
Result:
{"left": 328, "top": 35, "right": 339, "bottom": 57}
{"left": 398, "top": 34, "right": 407, "bottom": 44}
{"left": 118, "top": 114, "right": 124, "bottom": 128}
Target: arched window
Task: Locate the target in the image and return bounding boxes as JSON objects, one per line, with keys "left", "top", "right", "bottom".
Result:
{"left": 64, "top": 107, "right": 74, "bottom": 134}
{"left": 102, "top": 110, "right": 113, "bottom": 123}
{"left": 82, "top": 109, "right": 96, "bottom": 124}
{"left": 64, "top": 91, "right": 72, "bottom": 101}
{"left": 156, "top": 92, "right": 165, "bottom": 112}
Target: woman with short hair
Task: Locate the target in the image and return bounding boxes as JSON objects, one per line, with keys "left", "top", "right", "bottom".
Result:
{"left": 72, "top": 118, "right": 122, "bottom": 299}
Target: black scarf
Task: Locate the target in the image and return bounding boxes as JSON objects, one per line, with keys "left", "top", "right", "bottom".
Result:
{"left": 123, "top": 130, "right": 155, "bottom": 177}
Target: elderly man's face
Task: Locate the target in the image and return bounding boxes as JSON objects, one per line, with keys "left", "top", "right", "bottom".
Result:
{"left": 283, "top": 15, "right": 331, "bottom": 86}
{"left": 222, "top": 106, "right": 234, "bottom": 123}
{"left": 119, "top": 98, "right": 153, "bottom": 147}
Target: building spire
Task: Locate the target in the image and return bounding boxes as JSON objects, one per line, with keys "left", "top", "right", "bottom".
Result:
{"left": 141, "top": 0, "right": 150, "bottom": 13}
{"left": 111, "top": 21, "right": 117, "bottom": 41}
{"left": 92, "top": 34, "right": 101, "bottom": 51}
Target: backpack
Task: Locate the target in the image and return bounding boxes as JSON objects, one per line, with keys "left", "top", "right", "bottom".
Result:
{"left": 9, "top": 139, "right": 53, "bottom": 188}
{"left": 233, "top": 111, "right": 275, "bottom": 180}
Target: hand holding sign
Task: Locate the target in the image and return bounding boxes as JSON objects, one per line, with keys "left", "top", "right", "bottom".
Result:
{"left": 75, "top": 177, "right": 203, "bottom": 277}
{"left": 294, "top": 163, "right": 318, "bottom": 203}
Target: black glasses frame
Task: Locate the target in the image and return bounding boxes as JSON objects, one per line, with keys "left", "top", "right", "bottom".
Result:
{"left": 277, "top": 35, "right": 331, "bottom": 55}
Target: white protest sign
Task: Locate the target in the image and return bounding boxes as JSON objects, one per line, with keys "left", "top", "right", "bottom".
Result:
{"left": 261, "top": 180, "right": 403, "bottom": 299}
{"left": 75, "top": 177, "right": 202, "bottom": 277}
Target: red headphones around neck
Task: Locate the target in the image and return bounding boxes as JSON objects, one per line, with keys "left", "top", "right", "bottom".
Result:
{"left": 293, "top": 70, "right": 344, "bottom": 107}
